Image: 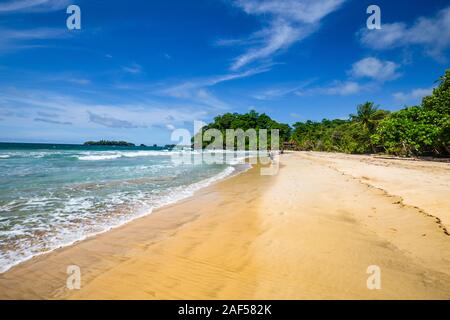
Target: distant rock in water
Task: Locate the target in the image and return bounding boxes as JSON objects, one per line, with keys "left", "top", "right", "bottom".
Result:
{"left": 83, "top": 140, "right": 136, "bottom": 147}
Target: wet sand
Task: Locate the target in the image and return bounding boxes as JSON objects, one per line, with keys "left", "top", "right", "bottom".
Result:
{"left": 0, "top": 152, "right": 450, "bottom": 299}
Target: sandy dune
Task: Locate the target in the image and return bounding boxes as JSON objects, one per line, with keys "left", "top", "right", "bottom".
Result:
{"left": 0, "top": 152, "right": 449, "bottom": 299}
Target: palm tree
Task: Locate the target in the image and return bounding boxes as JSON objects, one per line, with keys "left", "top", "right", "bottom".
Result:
{"left": 351, "top": 102, "right": 390, "bottom": 153}
{"left": 351, "top": 102, "right": 383, "bottom": 133}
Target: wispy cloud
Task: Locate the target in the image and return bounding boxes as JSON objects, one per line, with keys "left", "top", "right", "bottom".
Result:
{"left": 359, "top": 6, "right": 450, "bottom": 62}
{"left": 34, "top": 117, "right": 72, "bottom": 125}
{"left": 162, "top": 85, "right": 230, "bottom": 110}
{"left": 88, "top": 111, "right": 146, "bottom": 129}
{"left": 229, "top": 20, "right": 308, "bottom": 71}
{"left": 0, "top": 27, "right": 69, "bottom": 52}
{"left": 0, "top": 88, "right": 209, "bottom": 130}
{"left": 292, "top": 56, "right": 399, "bottom": 97}
{"left": 221, "top": 0, "right": 346, "bottom": 70}
{"left": 121, "top": 63, "right": 143, "bottom": 74}
{"left": 0, "top": 0, "right": 70, "bottom": 13}
{"left": 296, "top": 80, "right": 366, "bottom": 96}
{"left": 349, "top": 57, "right": 400, "bottom": 82}
{"left": 320, "top": 81, "right": 363, "bottom": 96}
{"left": 251, "top": 79, "right": 316, "bottom": 100}
{"left": 163, "top": 66, "right": 269, "bottom": 96}
{"left": 160, "top": 65, "right": 271, "bottom": 109}
{"left": 393, "top": 87, "right": 434, "bottom": 104}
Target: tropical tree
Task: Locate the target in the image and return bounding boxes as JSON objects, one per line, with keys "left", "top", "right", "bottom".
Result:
{"left": 421, "top": 69, "right": 450, "bottom": 153}
{"left": 372, "top": 106, "right": 444, "bottom": 156}
{"left": 195, "top": 111, "right": 291, "bottom": 150}
{"left": 373, "top": 69, "right": 450, "bottom": 156}
{"left": 423, "top": 70, "right": 450, "bottom": 115}
{"left": 349, "top": 102, "right": 389, "bottom": 152}
{"left": 350, "top": 102, "right": 388, "bottom": 133}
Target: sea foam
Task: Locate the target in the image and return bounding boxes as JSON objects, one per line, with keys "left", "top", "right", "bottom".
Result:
{"left": 0, "top": 148, "right": 240, "bottom": 273}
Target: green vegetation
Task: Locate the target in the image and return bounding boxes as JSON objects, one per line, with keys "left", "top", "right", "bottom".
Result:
{"left": 372, "top": 70, "right": 450, "bottom": 156}
{"left": 195, "top": 110, "right": 291, "bottom": 149}
{"left": 201, "top": 69, "right": 449, "bottom": 157}
{"left": 290, "top": 102, "right": 390, "bottom": 154}
{"left": 292, "top": 69, "right": 450, "bottom": 157}
{"left": 84, "top": 140, "right": 135, "bottom": 147}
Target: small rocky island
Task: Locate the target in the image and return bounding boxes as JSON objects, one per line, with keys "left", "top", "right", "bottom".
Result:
{"left": 83, "top": 140, "right": 136, "bottom": 147}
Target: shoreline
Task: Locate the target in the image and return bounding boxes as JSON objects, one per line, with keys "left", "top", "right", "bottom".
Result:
{"left": 0, "top": 158, "right": 272, "bottom": 299}
{"left": 1, "top": 152, "right": 450, "bottom": 299}
{"left": 0, "top": 159, "right": 250, "bottom": 274}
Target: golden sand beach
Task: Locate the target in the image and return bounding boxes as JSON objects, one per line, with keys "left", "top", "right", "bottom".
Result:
{"left": 1, "top": 152, "right": 450, "bottom": 299}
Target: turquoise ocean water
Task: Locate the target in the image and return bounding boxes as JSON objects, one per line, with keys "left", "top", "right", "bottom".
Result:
{"left": 0, "top": 143, "right": 247, "bottom": 272}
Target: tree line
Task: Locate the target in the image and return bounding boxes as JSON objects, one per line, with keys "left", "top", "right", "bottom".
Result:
{"left": 84, "top": 140, "right": 135, "bottom": 147}
{"left": 201, "top": 69, "right": 449, "bottom": 157}
{"left": 292, "top": 69, "right": 449, "bottom": 156}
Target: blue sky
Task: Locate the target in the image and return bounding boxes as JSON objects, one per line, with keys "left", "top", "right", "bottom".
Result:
{"left": 0, "top": 0, "right": 449, "bottom": 144}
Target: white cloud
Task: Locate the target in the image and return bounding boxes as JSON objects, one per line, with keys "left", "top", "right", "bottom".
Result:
{"left": 253, "top": 86, "right": 297, "bottom": 100}
{"left": 206, "top": 65, "right": 273, "bottom": 86}
{"left": 0, "top": 88, "right": 208, "bottom": 129}
{"left": 251, "top": 79, "right": 315, "bottom": 100}
{"left": 0, "top": 27, "right": 69, "bottom": 52}
{"left": 230, "top": 20, "right": 309, "bottom": 71}
{"left": 0, "top": 0, "right": 70, "bottom": 13}
{"left": 160, "top": 66, "right": 271, "bottom": 109}
{"left": 87, "top": 111, "right": 146, "bottom": 129}
{"left": 350, "top": 57, "right": 400, "bottom": 82}
{"left": 122, "top": 63, "right": 143, "bottom": 74}
{"left": 393, "top": 87, "right": 434, "bottom": 104}
{"left": 296, "top": 80, "right": 365, "bottom": 96}
{"left": 222, "top": 0, "right": 346, "bottom": 70}
{"left": 165, "top": 124, "right": 176, "bottom": 130}
{"left": 287, "top": 57, "right": 395, "bottom": 98}
{"left": 359, "top": 6, "right": 450, "bottom": 62}
{"left": 164, "top": 85, "right": 230, "bottom": 110}
{"left": 323, "top": 81, "right": 362, "bottom": 95}
{"left": 0, "top": 28, "right": 66, "bottom": 40}
{"left": 235, "top": 0, "right": 345, "bottom": 24}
